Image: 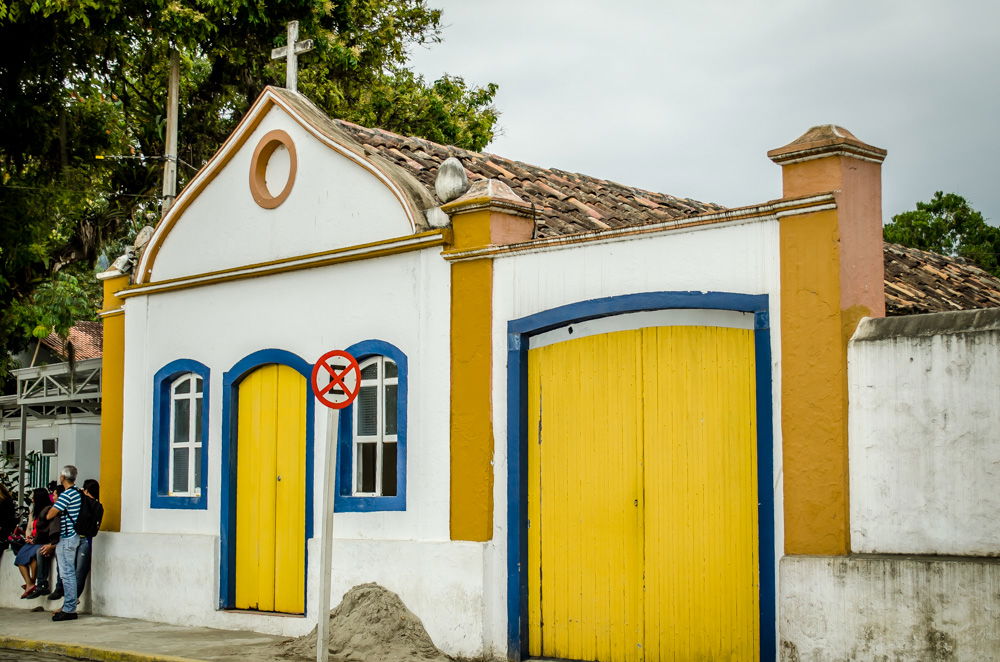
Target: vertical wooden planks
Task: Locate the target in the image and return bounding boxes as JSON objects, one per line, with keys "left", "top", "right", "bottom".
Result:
{"left": 257, "top": 365, "right": 278, "bottom": 613}
{"left": 642, "top": 326, "right": 759, "bottom": 661}
{"left": 274, "top": 365, "right": 307, "bottom": 613}
{"left": 526, "top": 349, "right": 543, "bottom": 657}
{"left": 235, "top": 367, "right": 261, "bottom": 610}
{"left": 527, "top": 323, "right": 760, "bottom": 661}
{"left": 235, "top": 364, "right": 307, "bottom": 614}
{"left": 527, "top": 331, "right": 645, "bottom": 662}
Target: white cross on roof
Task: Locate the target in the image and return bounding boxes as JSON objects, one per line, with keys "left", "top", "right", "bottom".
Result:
{"left": 271, "top": 21, "right": 314, "bottom": 93}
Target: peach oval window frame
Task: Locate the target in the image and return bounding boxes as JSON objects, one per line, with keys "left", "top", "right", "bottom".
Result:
{"left": 249, "top": 129, "right": 298, "bottom": 209}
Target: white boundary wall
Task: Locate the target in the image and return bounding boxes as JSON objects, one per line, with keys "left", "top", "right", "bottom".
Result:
{"left": 849, "top": 308, "right": 1000, "bottom": 556}
{"left": 780, "top": 555, "right": 1000, "bottom": 661}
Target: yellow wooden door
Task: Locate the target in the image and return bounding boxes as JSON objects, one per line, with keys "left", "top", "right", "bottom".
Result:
{"left": 641, "top": 326, "right": 758, "bottom": 661}
{"left": 526, "top": 325, "right": 759, "bottom": 661}
{"left": 528, "top": 330, "right": 646, "bottom": 662}
{"left": 235, "top": 364, "right": 307, "bottom": 614}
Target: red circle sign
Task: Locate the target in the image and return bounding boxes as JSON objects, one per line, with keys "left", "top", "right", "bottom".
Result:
{"left": 311, "top": 350, "right": 362, "bottom": 409}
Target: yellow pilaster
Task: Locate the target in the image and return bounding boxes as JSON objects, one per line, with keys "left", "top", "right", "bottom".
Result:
{"left": 449, "top": 258, "right": 494, "bottom": 541}
{"left": 769, "top": 126, "right": 886, "bottom": 555}
{"left": 98, "top": 273, "right": 129, "bottom": 532}
{"left": 442, "top": 179, "right": 534, "bottom": 542}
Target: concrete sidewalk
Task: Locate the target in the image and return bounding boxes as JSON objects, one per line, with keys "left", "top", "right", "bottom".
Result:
{"left": 0, "top": 608, "right": 297, "bottom": 661}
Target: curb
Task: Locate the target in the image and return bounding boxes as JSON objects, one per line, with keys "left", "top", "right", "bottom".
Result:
{"left": 0, "top": 636, "right": 204, "bottom": 662}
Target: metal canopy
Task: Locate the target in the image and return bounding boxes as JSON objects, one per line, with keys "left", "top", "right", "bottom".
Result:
{"left": 1, "top": 358, "right": 102, "bottom": 418}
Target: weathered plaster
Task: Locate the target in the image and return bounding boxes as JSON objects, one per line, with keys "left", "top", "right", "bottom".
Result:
{"left": 780, "top": 555, "right": 1000, "bottom": 661}
{"left": 850, "top": 311, "right": 1000, "bottom": 555}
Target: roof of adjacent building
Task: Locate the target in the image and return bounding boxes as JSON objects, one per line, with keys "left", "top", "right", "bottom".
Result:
{"left": 883, "top": 243, "right": 1000, "bottom": 316}
{"left": 41, "top": 321, "right": 103, "bottom": 361}
{"left": 274, "top": 89, "right": 1000, "bottom": 317}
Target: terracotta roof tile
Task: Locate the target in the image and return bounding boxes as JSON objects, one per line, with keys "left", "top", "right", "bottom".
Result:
{"left": 330, "top": 119, "right": 724, "bottom": 239}
{"left": 325, "top": 113, "right": 1000, "bottom": 318}
{"left": 883, "top": 243, "right": 1000, "bottom": 316}
{"left": 41, "top": 321, "right": 103, "bottom": 361}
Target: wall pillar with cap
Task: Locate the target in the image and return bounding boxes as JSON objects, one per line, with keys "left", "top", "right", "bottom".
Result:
{"left": 441, "top": 178, "right": 534, "bottom": 542}
{"left": 97, "top": 272, "right": 130, "bottom": 532}
{"left": 769, "top": 125, "right": 887, "bottom": 555}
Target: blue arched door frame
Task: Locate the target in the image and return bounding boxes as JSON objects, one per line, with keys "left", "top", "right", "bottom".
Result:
{"left": 218, "top": 348, "right": 315, "bottom": 611}
{"left": 505, "top": 291, "right": 775, "bottom": 661}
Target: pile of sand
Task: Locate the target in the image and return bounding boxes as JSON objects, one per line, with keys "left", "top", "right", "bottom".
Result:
{"left": 274, "top": 583, "right": 451, "bottom": 662}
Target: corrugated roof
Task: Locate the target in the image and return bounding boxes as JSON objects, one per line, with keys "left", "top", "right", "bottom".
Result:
{"left": 41, "top": 321, "right": 103, "bottom": 361}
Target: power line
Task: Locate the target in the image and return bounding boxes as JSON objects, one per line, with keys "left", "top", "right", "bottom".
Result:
{"left": 0, "top": 184, "right": 159, "bottom": 199}
{"left": 96, "top": 153, "right": 199, "bottom": 172}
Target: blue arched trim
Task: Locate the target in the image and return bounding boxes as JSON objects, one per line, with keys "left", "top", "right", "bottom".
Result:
{"left": 505, "top": 291, "right": 775, "bottom": 661}
{"left": 334, "top": 339, "right": 408, "bottom": 512}
{"left": 218, "top": 348, "right": 315, "bottom": 611}
{"left": 150, "top": 359, "right": 211, "bottom": 510}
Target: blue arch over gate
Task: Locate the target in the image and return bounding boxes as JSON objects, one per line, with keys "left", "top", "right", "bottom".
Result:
{"left": 505, "top": 291, "right": 775, "bottom": 661}
{"left": 219, "top": 348, "right": 315, "bottom": 611}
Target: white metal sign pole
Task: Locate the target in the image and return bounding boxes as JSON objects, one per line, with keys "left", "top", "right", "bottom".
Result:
{"left": 316, "top": 407, "right": 337, "bottom": 662}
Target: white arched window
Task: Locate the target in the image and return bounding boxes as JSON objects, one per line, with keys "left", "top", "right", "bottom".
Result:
{"left": 353, "top": 356, "right": 398, "bottom": 496}
{"left": 169, "top": 373, "right": 204, "bottom": 496}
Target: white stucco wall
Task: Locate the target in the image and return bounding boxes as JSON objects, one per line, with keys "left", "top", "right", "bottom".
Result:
{"left": 0, "top": 541, "right": 94, "bottom": 611}
{"left": 117, "top": 246, "right": 476, "bottom": 649}
{"left": 150, "top": 106, "right": 416, "bottom": 282}
{"left": 486, "top": 217, "right": 785, "bottom": 653}
{"left": 780, "top": 555, "right": 1000, "bottom": 661}
{"left": 116, "top": 213, "right": 787, "bottom": 656}
{"left": 849, "top": 309, "right": 1000, "bottom": 556}
{"left": 122, "top": 248, "right": 450, "bottom": 540}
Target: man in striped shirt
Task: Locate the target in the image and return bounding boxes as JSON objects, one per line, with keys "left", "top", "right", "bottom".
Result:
{"left": 47, "top": 465, "right": 82, "bottom": 621}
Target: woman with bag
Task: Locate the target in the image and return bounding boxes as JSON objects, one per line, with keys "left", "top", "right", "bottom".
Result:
{"left": 13, "top": 488, "right": 52, "bottom": 598}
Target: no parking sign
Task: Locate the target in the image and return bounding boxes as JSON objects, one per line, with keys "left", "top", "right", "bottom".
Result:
{"left": 310, "top": 349, "right": 361, "bottom": 409}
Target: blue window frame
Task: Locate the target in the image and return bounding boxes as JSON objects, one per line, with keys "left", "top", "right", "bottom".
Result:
{"left": 335, "top": 340, "right": 407, "bottom": 512}
{"left": 151, "top": 359, "right": 210, "bottom": 509}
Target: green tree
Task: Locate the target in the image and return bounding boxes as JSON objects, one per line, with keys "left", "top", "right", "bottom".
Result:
{"left": 884, "top": 192, "right": 1000, "bottom": 277}
{"left": 0, "top": 0, "right": 498, "bottom": 373}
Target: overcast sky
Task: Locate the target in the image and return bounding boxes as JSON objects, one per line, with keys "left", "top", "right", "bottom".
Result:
{"left": 408, "top": 0, "right": 1000, "bottom": 224}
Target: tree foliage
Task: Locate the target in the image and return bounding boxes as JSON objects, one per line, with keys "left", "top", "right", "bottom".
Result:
{"left": 0, "top": 0, "right": 498, "bottom": 372}
{"left": 884, "top": 192, "right": 1000, "bottom": 277}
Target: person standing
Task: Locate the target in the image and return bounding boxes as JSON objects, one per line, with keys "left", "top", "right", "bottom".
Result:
{"left": 46, "top": 466, "right": 82, "bottom": 621}
{"left": 48, "top": 478, "right": 100, "bottom": 602}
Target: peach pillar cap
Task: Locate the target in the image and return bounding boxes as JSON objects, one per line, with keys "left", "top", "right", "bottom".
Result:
{"left": 441, "top": 178, "right": 534, "bottom": 218}
{"left": 768, "top": 124, "right": 886, "bottom": 166}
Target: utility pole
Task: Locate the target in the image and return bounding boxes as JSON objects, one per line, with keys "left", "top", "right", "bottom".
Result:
{"left": 161, "top": 46, "right": 180, "bottom": 216}
{"left": 17, "top": 405, "right": 26, "bottom": 512}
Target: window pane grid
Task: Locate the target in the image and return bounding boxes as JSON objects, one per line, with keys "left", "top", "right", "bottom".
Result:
{"left": 352, "top": 356, "right": 398, "bottom": 497}
{"left": 168, "top": 373, "right": 203, "bottom": 497}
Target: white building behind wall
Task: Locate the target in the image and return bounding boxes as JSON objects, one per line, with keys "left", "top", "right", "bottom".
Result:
{"left": 0, "top": 357, "right": 103, "bottom": 490}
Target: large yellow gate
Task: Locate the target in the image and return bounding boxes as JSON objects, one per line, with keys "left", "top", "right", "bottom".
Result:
{"left": 527, "top": 325, "right": 759, "bottom": 661}
{"left": 234, "top": 364, "right": 307, "bottom": 614}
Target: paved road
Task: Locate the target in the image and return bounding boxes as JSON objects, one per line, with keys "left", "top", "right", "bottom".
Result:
{"left": 0, "top": 651, "right": 82, "bottom": 661}
{"left": 0, "top": 607, "right": 290, "bottom": 661}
